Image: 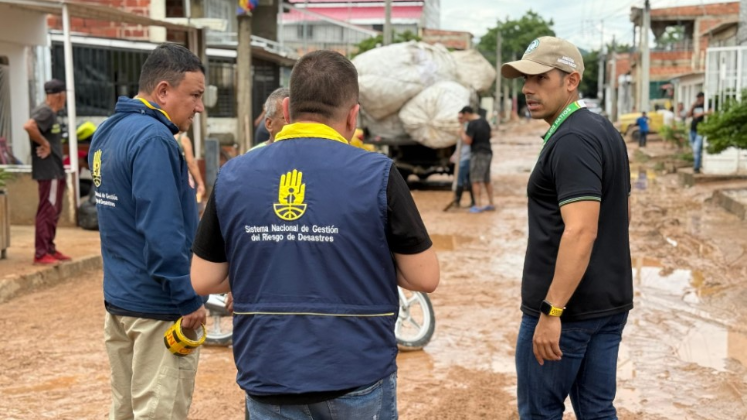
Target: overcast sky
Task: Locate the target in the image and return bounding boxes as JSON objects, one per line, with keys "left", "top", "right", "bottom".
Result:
{"left": 439, "top": 0, "right": 740, "bottom": 51}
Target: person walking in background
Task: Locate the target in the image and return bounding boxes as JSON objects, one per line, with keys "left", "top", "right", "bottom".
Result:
{"left": 458, "top": 106, "right": 495, "bottom": 213}
{"left": 502, "top": 36, "right": 633, "bottom": 420}
{"left": 687, "top": 92, "right": 707, "bottom": 174}
{"left": 190, "top": 50, "right": 439, "bottom": 420}
{"left": 89, "top": 43, "right": 207, "bottom": 420}
{"left": 175, "top": 131, "right": 206, "bottom": 202}
{"left": 23, "top": 79, "right": 71, "bottom": 265}
{"left": 250, "top": 87, "right": 290, "bottom": 151}
{"left": 635, "top": 111, "right": 650, "bottom": 148}
{"left": 452, "top": 129, "right": 475, "bottom": 208}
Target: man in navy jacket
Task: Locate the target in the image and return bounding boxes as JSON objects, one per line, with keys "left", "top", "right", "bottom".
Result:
{"left": 89, "top": 43, "right": 206, "bottom": 420}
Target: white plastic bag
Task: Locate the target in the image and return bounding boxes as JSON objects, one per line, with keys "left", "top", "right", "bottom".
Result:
{"left": 399, "top": 81, "right": 471, "bottom": 149}
{"left": 451, "top": 49, "right": 497, "bottom": 93}
{"left": 354, "top": 42, "right": 457, "bottom": 120}
{"left": 359, "top": 110, "right": 407, "bottom": 139}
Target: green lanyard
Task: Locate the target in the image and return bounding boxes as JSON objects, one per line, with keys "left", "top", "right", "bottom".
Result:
{"left": 542, "top": 101, "right": 584, "bottom": 145}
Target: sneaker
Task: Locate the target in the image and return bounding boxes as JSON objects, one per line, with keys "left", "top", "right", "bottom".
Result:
{"left": 482, "top": 205, "right": 496, "bottom": 211}
{"left": 34, "top": 254, "right": 60, "bottom": 265}
{"left": 469, "top": 206, "right": 484, "bottom": 213}
{"left": 51, "top": 251, "right": 72, "bottom": 261}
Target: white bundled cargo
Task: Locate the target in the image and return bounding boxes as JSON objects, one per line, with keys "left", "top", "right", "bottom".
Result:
{"left": 451, "top": 49, "right": 497, "bottom": 93}
{"left": 359, "top": 110, "right": 407, "bottom": 139}
{"left": 399, "top": 81, "right": 471, "bottom": 149}
{"left": 354, "top": 41, "right": 457, "bottom": 120}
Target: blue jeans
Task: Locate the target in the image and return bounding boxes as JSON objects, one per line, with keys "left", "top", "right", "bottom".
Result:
{"left": 457, "top": 159, "right": 470, "bottom": 187}
{"left": 516, "top": 312, "right": 629, "bottom": 420}
{"left": 245, "top": 372, "right": 398, "bottom": 420}
{"left": 689, "top": 130, "right": 703, "bottom": 171}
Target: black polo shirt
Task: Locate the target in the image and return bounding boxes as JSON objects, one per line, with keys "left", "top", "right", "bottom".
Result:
{"left": 522, "top": 108, "right": 633, "bottom": 321}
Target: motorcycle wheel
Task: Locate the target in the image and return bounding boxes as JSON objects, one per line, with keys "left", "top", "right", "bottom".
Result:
{"left": 204, "top": 294, "right": 233, "bottom": 346}
{"left": 396, "top": 289, "right": 435, "bottom": 351}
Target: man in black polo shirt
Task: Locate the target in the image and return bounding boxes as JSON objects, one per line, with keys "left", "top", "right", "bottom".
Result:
{"left": 458, "top": 106, "right": 494, "bottom": 213}
{"left": 502, "top": 36, "right": 632, "bottom": 419}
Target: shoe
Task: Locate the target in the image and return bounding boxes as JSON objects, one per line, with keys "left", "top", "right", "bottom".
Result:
{"left": 469, "top": 206, "right": 484, "bottom": 213}
{"left": 34, "top": 254, "right": 60, "bottom": 265}
{"left": 482, "top": 205, "right": 496, "bottom": 211}
{"left": 694, "top": 168, "right": 701, "bottom": 174}
{"left": 51, "top": 251, "right": 72, "bottom": 261}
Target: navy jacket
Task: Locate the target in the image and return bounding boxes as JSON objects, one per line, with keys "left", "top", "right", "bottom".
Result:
{"left": 90, "top": 96, "right": 202, "bottom": 317}
{"left": 215, "top": 123, "right": 398, "bottom": 395}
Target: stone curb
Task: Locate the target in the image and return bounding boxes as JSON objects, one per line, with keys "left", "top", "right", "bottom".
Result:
{"left": 0, "top": 254, "right": 102, "bottom": 304}
{"left": 677, "top": 168, "right": 747, "bottom": 187}
{"left": 713, "top": 189, "right": 747, "bottom": 221}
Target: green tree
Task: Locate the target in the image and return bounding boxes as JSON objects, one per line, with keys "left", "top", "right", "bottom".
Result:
{"left": 477, "top": 11, "right": 555, "bottom": 67}
{"left": 579, "top": 49, "right": 599, "bottom": 99}
{"left": 351, "top": 30, "right": 421, "bottom": 58}
{"left": 698, "top": 92, "right": 747, "bottom": 154}
{"left": 579, "top": 43, "right": 634, "bottom": 99}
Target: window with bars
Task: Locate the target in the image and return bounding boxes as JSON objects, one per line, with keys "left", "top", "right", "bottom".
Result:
{"left": 51, "top": 42, "right": 150, "bottom": 116}
{"left": 50, "top": 43, "right": 281, "bottom": 120}
{"left": 209, "top": 57, "right": 236, "bottom": 118}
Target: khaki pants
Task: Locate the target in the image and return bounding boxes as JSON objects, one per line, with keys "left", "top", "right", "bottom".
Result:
{"left": 104, "top": 313, "right": 200, "bottom": 420}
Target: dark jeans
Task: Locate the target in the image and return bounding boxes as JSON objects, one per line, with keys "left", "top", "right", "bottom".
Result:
{"left": 35, "top": 178, "right": 65, "bottom": 258}
{"left": 638, "top": 131, "right": 647, "bottom": 147}
{"left": 516, "top": 312, "right": 629, "bottom": 420}
{"left": 246, "top": 372, "right": 398, "bottom": 420}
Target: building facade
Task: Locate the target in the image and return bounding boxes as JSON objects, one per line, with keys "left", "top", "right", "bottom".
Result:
{"left": 281, "top": 0, "right": 440, "bottom": 55}
{"left": 629, "top": 2, "right": 739, "bottom": 110}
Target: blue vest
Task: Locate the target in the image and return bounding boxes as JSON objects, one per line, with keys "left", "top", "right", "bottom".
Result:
{"left": 215, "top": 125, "right": 398, "bottom": 396}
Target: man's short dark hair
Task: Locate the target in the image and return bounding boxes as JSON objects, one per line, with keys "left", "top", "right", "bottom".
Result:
{"left": 459, "top": 106, "right": 474, "bottom": 114}
{"left": 139, "top": 43, "right": 205, "bottom": 93}
{"left": 697, "top": 92, "right": 704, "bottom": 98}
{"left": 289, "top": 50, "right": 358, "bottom": 121}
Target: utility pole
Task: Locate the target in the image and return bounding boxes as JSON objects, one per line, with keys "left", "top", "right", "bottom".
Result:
{"left": 302, "top": 0, "right": 309, "bottom": 53}
{"left": 495, "top": 31, "right": 502, "bottom": 125}
{"left": 610, "top": 35, "right": 618, "bottom": 121}
{"left": 640, "top": 0, "right": 651, "bottom": 112}
{"left": 383, "top": 0, "right": 392, "bottom": 45}
{"left": 511, "top": 52, "right": 518, "bottom": 120}
{"left": 237, "top": 13, "right": 253, "bottom": 153}
{"left": 597, "top": 20, "right": 604, "bottom": 101}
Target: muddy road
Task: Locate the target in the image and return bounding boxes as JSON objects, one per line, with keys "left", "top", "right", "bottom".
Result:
{"left": 3, "top": 120, "right": 747, "bottom": 419}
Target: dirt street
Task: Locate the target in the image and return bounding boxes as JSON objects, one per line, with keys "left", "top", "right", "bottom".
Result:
{"left": 3, "top": 120, "right": 747, "bottom": 419}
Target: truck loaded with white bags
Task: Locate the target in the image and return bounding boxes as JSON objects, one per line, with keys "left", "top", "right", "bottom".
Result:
{"left": 353, "top": 42, "right": 496, "bottom": 181}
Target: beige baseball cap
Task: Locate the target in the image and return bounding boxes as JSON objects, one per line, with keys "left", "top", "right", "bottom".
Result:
{"left": 501, "top": 36, "right": 585, "bottom": 80}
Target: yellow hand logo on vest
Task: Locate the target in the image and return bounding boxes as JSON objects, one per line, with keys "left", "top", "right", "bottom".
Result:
{"left": 274, "top": 169, "right": 307, "bottom": 221}
{"left": 92, "top": 149, "right": 102, "bottom": 187}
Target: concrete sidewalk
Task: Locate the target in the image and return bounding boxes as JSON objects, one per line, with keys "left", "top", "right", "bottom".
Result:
{"left": 0, "top": 225, "right": 102, "bottom": 303}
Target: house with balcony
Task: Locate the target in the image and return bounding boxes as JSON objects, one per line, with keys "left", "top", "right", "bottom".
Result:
{"left": 281, "top": 0, "right": 440, "bottom": 55}
{"left": 42, "top": 0, "right": 297, "bottom": 148}
{"left": 629, "top": 2, "right": 740, "bottom": 112}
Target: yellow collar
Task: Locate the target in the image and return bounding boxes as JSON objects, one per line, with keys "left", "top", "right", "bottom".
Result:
{"left": 135, "top": 97, "right": 172, "bottom": 121}
{"left": 274, "top": 122, "right": 349, "bottom": 145}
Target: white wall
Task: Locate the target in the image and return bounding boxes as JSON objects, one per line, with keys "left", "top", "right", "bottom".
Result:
{"left": 0, "top": 5, "right": 48, "bottom": 46}
{"left": 0, "top": 5, "right": 48, "bottom": 165}
{"left": 0, "top": 43, "right": 31, "bottom": 164}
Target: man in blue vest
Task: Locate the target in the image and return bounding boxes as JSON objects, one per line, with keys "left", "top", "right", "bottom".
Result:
{"left": 90, "top": 43, "right": 207, "bottom": 419}
{"left": 191, "top": 49, "right": 440, "bottom": 419}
